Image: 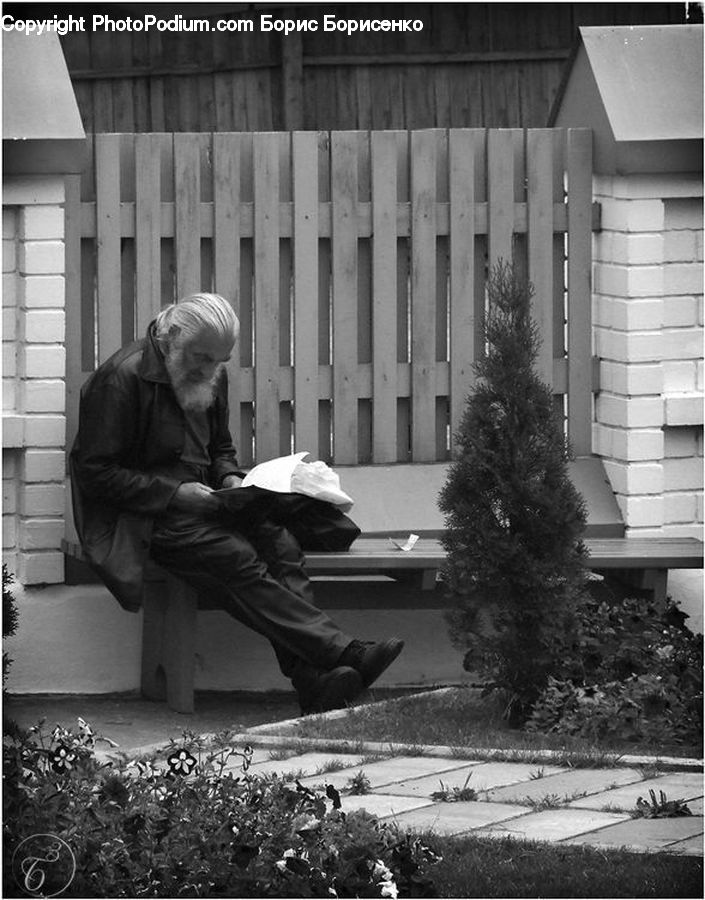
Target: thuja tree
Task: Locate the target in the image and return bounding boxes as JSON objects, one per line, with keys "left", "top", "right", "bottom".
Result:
{"left": 439, "top": 262, "right": 588, "bottom": 723}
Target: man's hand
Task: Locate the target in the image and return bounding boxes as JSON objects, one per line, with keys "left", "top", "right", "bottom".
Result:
{"left": 169, "top": 482, "right": 221, "bottom": 514}
{"left": 221, "top": 474, "right": 244, "bottom": 489}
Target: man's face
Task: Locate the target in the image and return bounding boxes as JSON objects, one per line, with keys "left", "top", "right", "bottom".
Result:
{"left": 165, "top": 328, "right": 235, "bottom": 412}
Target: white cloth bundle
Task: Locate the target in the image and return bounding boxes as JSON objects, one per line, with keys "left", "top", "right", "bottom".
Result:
{"left": 241, "top": 452, "right": 354, "bottom": 512}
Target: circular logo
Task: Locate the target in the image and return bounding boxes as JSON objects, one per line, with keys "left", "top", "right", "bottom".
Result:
{"left": 11, "top": 834, "right": 76, "bottom": 898}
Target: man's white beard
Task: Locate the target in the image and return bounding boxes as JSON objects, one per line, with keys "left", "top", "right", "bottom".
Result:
{"left": 165, "top": 348, "right": 221, "bottom": 412}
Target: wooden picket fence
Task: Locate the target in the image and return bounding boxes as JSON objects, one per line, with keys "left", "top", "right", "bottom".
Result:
{"left": 65, "top": 128, "right": 596, "bottom": 467}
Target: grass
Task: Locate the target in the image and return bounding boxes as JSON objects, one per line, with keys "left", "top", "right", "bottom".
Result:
{"left": 281, "top": 686, "right": 703, "bottom": 762}
{"left": 420, "top": 831, "right": 703, "bottom": 898}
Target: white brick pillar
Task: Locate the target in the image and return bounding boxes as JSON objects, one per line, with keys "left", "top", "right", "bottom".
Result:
{"left": 593, "top": 174, "right": 704, "bottom": 538}
{"left": 2, "top": 176, "right": 67, "bottom": 584}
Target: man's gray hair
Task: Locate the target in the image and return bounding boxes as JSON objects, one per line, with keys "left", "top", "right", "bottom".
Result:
{"left": 155, "top": 293, "right": 239, "bottom": 344}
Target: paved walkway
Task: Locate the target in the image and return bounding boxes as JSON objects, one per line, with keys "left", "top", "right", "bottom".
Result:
{"left": 10, "top": 692, "right": 704, "bottom": 856}
{"left": 206, "top": 736, "right": 703, "bottom": 857}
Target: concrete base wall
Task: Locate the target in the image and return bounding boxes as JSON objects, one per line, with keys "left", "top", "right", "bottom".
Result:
{"left": 4, "top": 574, "right": 701, "bottom": 696}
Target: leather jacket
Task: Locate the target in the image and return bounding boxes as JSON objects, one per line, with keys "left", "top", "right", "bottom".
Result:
{"left": 69, "top": 323, "right": 241, "bottom": 611}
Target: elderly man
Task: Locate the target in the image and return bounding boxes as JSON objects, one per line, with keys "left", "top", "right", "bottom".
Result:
{"left": 70, "top": 293, "right": 403, "bottom": 714}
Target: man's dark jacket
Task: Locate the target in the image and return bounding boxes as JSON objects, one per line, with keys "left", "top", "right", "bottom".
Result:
{"left": 70, "top": 324, "right": 241, "bottom": 611}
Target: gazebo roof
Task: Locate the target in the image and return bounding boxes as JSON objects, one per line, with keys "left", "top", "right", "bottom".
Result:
{"left": 549, "top": 25, "right": 703, "bottom": 173}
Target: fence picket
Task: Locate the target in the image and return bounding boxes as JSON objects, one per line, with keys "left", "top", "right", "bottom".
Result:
{"left": 174, "top": 134, "right": 201, "bottom": 298}
{"left": 95, "top": 134, "right": 122, "bottom": 363}
{"left": 566, "top": 128, "right": 593, "bottom": 456}
{"left": 487, "top": 129, "right": 515, "bottom": 268}
{"left": 410, "top": 129, "right": 438, "bottom": 462}
{"left": 293, "top": 131, "right": 320, "bottom": 456}
{"left": 253, "top": 132, "right": 281, "bottom": 462}
{"left": 135, "top": 134, "right": 162, "bottom": 335}
{"left": 371, "top": 130, "right": 398, "bottom": 463}
{"left": 449, "top": 129, "right": 477, "bottom": 450}
{"left": 331, "top": 131, "right": 359, "bottom": 464}
{"left": 527, "top": 128, "right": 555, "bottom": 386}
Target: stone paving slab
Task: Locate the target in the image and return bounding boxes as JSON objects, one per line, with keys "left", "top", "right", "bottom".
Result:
{"left": 568, "top": 773, "right": 704, "bottom": 811}
{"left": 339, "top": 793, "right": 436, "bottom": 819}
{"left": 386, "top": 761, "right": 565, "bottom": 798}
{"left": 386, "top": 801, "right": 532, "bottom": 836}
{"left": 483, "top": 767, "right": 644, "bottom": 804}
{"left": 473, "top": 808, "right": 631, "bottom": 843}
{"left": 665, "top": 834, "right": 705, "bottom": 856}
{"left": 247, "top": 752, "right": 364, "bottom": 779}
{"left": 562, "top": 815, "right": 704, "bottom": 853}
{"left": 299, "top": 755, "right": 476, "bottom": 791}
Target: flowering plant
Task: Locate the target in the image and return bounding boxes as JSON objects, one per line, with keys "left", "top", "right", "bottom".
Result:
{"left": 3, "top": 722, "right": 440, "bottom": 898}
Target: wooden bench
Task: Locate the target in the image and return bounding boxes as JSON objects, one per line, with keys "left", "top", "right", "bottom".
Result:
{"left": 63, "top": 460, "right": 703, "bottom": 713}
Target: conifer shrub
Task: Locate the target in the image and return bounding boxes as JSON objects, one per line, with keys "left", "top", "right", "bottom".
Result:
{"left": 3, "top": 565, "right": 19, "bottom": 703}
{"left": 439, "top": 261, "right": 588, "bottom": 723}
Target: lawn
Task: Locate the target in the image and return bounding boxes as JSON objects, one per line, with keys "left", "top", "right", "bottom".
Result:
{"left": 273, "top": 685, "right": 703, "bottom": 763}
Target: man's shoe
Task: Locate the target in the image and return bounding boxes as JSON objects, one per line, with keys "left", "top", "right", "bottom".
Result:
{"left": 336, "top": 638, "right": 404, "bottom": 688}
{"left": 298, "top": 665, "right": 364, "bottom": 716}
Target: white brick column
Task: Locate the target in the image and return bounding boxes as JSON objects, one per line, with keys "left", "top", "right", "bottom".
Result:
{"left": 593, "top": 174, "right": 703, "bottom": 538}
{"left": 2, "top": 176, "right": 67, "bottom": 584}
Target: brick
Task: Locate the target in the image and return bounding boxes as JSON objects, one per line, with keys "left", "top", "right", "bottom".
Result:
{"left": 663, "top": 360, "right": 697, "bottom": 393}
{"left": 18, "top": 518, "right": 64, "bottom": 551}
{"left": 664, "top": 394, "right": 704, "bottom": 426}
{"left": 661, "top": 522, "right": 704, "bottom": 540}
{"left": 665, "top": 198, "right": 704, "bottom": 230}
{"left": 3, "top": 176, "right": 66, "bottom": 206}
{"left": 596, "top": 395, "right": 663, "bottom": 429}
{"left": 18, "top": 241, "right": 64, "bottom": 275}
{"left": 3, "top": 514, "right": 16, "bottom": 549}
{"left": 19, "top": 206, "right": 65, "bottom": 241}
{"left": 3, "top": 380, "right": 17, "bottom": 411}
{"left": 662, "top": 295, "right": 698, "bottom": 328}
{"left": 664, "top": 426, "right": 699, "bottom": 458}
{"left": 2, "top": 477, "right": 17, "bottom": 513}
{"left": 20, "top": 380, "right": 65, "bottom": 414}
{"left": 661, "top": 328, "right": 703, "bottom": 361}
{"left": 23, "top": 415, "right": 65, "bottom": 447}
{"left": 21, "top": 449, "right": 65, "bottom": 482}
{"left": 3, "top": 238, "right": 16, "bottom": 273}
{"left": 593, "top": 296, "right": 663, "bottom": 331}
{"left": 21, "top": 309, "right": 64, "bottom": 343}
{"left": 598, "top": 361, "right": 662, "bottom": 396}
{"left": 599, "top": 198, "right": 664, "bottom": 232}
{"left": 3, "top": 273, "right": 17, "bottom": 307}
{"left": 602, "top": 460, "right": 663, "bottom": 495}
{"left": 3, "top": 208, "right": 17, "bottom": 239}
{"left": 606, "top": 173, "right": 702, "bottom": 201}
{"left": 594, "top": 328, "right": 662, "bottom": 364}
{"left": 664, "top": 230, "right": 700, "bottom": 263}
{"left": 2, "top": 450, "right": 18, "bottom": 477}
{"left": 3, "top": 552, "right": 17, "bottom": 576}
{"left": 663, "top": 263, "right": 703, "bottom": 296}
{"left": 697, "top": 493, "right": 704, "bottom": 523}
{"left": 1, "top": 416, "right": 24, "bottom": 449}
{"left": 3, "top": 345, "right": 16, "bottom": 378}
{"left": 19, "top": 483, "right": 65, "bottom": 517}
{"left": 3, "top": 307, "right": 17, "bottom": 340}
{"left": 594, "top": 264, "right": 663, "bottom": 298}
{"left": 665, "top": 492, "right": 697, "bottom": 524}
{"left": 594, "top": 424, "right": 664, "bottom": 461}
{"left": 617, "top": 494, "right": 664, "bottom": 528}
{"left": 698, "top": 360, "right": 704, "bottom": 392}
{"left": 663, "top": 457, "right": 704, "bottom": 491}
{"left": 22, "top": 275, "right": 65, "bottom": 309}
{"left": 20, "top": 345, "right": 66, "bottom": 379}
{"left": 17, "top": 550, "right": 64, "bottom": 585}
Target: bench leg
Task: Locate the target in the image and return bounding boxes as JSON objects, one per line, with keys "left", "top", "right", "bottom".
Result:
{"left": 141, "top": 575, "right": 198, "bottom": 714}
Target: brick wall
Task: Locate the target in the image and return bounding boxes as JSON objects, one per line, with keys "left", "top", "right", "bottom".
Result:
{"left": 593, "top": 173, "right": 704, "bottom": 538}
{"left": 2, "top": 177, "right": 67, "bottom": 584}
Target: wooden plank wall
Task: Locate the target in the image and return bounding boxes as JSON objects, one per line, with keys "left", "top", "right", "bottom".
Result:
{"left": 64, "top": 127, "right": 595, "bottom": 468}
{"left": 58, "top": 2, "right": 692, "bottom": 133}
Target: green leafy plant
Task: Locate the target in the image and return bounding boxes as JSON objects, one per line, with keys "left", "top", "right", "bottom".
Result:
{"left": 2, "top": 565, "right": 18, "bottom": 689}
{"left": 526, "top": 594, "right": 703, "bottom": 747}
{"left": 632, "top": 789, "right": 693, "bottom": 819}
{"left": 3, "top": 721, "right": 441, "bottom": 898}
{"left": 430, "top": 774, "right": 476, "bottom": 802}
{"left": 346, "top": 770, "right": 372, "bottom": 795}
{"left": 439, "top": 261, "right": 588, "bottom": 724}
